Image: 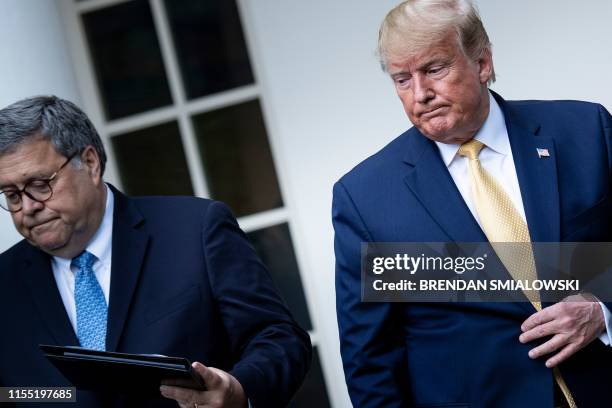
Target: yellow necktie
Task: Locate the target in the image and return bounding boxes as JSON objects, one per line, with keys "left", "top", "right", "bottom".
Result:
{"left": 458, "top": 139, "right": 577, "bottom": 408}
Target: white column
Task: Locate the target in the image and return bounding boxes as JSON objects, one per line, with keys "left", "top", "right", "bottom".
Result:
{"left": 0, "top": 0, "right": 81, "bottom": 252}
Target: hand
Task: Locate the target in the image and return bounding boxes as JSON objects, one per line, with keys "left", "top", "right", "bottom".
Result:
{"left": 160, "top": 362, "right": 247, "bottom": 408}
{"left": 519, "top": 293, "right": 605, "bottom": 368}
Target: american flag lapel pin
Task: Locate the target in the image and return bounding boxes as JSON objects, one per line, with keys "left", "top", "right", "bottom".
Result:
{"left": 536, "top": 148, "right": 550, "bottom": 158}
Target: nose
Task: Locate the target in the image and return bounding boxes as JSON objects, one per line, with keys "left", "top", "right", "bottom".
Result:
{"left": 412, "top": 74, "right": 434, "bottom": 104}
{"left": 20, "top": 193, "right": 44, "bottom": 215}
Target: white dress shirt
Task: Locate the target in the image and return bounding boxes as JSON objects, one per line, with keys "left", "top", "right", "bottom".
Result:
{"left": 434, "top": 92, "right": 612, "bottom": 345}
{"left": 52, "top": 184, "right": 114, "bottom": 333}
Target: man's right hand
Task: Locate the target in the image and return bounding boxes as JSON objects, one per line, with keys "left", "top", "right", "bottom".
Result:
{"left": 160, "top": 362, "right": 248, "bottom": 408}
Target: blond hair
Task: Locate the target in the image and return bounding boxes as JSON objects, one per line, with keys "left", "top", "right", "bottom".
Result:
{"left": 378, "top": 0, "right": 495, "bottom": 83}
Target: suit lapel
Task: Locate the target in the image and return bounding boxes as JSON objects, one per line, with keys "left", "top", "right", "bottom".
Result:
{"left": 106, "top": 188, "right": 150, "bottom": 351}
{"left": 497, "top": 95, "right": 561, "bottom": 242}
{"left": 402, "top": 130, "right": 487, "bottom": 242}
{"left": 494, "top": 94, "right": 561, "bottom": 313}
{"left": 20, "top": 246, "right": 79, "bottom": 346}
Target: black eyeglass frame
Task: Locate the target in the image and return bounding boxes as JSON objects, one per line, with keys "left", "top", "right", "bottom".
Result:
{"left": 0, "top": 154, "right": 77, "bottom": 213}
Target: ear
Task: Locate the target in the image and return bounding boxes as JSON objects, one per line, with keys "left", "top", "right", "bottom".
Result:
{"left": 477, "top": 48, "right": 494, "bottom": 84}
{"left": 80, "top": 146, "right": 102, "bottom": 185}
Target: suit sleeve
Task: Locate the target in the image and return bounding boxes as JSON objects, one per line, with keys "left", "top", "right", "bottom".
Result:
{"left": 201, "top": 201, "right": 312, "bottom": 407}
{"left": 598, "top": 104, "right": 612, "bottom": 315}
{"left": 333, "top": 181, "right": 411, "bottom": 407}
{"left": 600, "top": 103, "right": 612, "bottom": 198}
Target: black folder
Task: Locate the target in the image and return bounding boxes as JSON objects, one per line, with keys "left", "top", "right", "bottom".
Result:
{"left": 40, "top": 344, "right": 206, "bottom": 395}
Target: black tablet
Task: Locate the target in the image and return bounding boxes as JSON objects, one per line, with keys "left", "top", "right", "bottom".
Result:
{"left": 40, "top": 345, "right": 206, "bottom": 396}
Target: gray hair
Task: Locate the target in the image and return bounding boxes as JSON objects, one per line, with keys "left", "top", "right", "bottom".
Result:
{"left": 0, "top": 95, "right": 107, "bottom": 174}
{"left": 378, "top": 0, "right": 496, "bottom": 83}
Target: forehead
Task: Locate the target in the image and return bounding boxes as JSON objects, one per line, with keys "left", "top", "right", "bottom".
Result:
{"left": 0, "top": 139, "right": 63, "bottom": 186}
{"left": 386, "top": 35, "right": 464, "bottom": 73}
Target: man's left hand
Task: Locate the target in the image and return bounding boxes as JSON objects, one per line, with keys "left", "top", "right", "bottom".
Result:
{"left": 160, "top": 362, "right": 248, "bottom": 408}
{"left": 519, "top": 293, "right": 605, "bottom": 368}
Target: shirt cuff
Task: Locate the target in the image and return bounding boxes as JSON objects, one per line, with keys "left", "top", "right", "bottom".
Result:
{"left": 598, "top": 301, "right": 612, "bottom": 346}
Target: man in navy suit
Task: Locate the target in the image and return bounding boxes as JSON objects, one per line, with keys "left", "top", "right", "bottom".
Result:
{"left": 333, "top": 1, "right": 612, "bottom": 407}
{"left": 0, "top": 96, "right": 311, "bottom": 407}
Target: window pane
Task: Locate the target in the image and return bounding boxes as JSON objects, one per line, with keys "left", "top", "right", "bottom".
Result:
{"left": 164, "top": 0, "right": 254, "bottom": 99}
{"left": 289, "top": 347, "right": 331, "bottom": 408}
{"left": 247, "top": 223, "right": 312, "bottom": 331}
{"left": 82, "top": 0, "right": 172, "bottom": 119}
{"left": 193, "top": 99, "right": 282, "bottom": 217}
{"left": 111, "top": 121, "right": 193, "bottom": 196}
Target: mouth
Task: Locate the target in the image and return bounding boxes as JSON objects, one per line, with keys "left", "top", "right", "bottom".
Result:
{"left": 28, "top": 218, "right": 57, "bottom": 232}
{"left": 420, "top": 106, "right": 447, "bottom": 118}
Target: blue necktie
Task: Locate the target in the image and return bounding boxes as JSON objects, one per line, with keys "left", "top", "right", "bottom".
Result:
{"left": 73, "top": 251, "right": 107, "bottom": 351}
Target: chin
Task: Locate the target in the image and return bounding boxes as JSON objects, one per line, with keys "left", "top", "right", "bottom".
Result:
{"left": 30, "top": 236, "right": 68, "bottom": 254}
{"left": 422, "top": 129, "right": 453, "bottom": 143}
{"left": 422, "top": 122, "right": 453, "bottom": 139}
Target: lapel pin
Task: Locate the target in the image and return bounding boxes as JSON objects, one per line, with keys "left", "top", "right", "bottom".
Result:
{"left": 536, "top": 148, "right": 550, "bottom": 158}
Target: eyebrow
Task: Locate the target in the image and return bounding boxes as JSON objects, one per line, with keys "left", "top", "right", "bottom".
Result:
{"left": 0, "top": 173, "right": 53, "bottom": 190}
{"left": 389, "top": 56, "right": 450, "bottom": 78}
{"left": 418, "top": 56, "right": 449, "bottom": 70}
{"left": 390, "top": 71, "right": 410, "bottom": 79}
{"left": 0, "top": 183, "right": 16, "bottom": 191}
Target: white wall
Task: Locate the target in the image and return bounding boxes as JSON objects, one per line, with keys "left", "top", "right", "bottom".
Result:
{"left": 243, "top": 1, "right": 612, "bottom": 406}
{"left": 241, "top": 2, "right": 403, "bottom": 406}
{"left": 0, "top": 0, "right": 81, "bottom": 252}
{"left": 480, "top": 0, "right": 612, "bottom": 109}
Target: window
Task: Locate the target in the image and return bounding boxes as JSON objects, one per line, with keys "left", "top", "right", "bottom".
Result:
{"left": 64, "top": 0, "right": 331, "bottom": 405}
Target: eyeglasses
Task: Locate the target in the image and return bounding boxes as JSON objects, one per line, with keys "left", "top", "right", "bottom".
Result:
{"left": 0, "top": 154, "right": 76, "bottom": 213}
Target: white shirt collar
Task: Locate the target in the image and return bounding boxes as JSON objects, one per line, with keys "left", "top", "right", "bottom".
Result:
{"left": 53, "top": 184, "right": 114, "bottom": 267}
{"left": 435, "top": 91, "right": 510, "bottom": 167}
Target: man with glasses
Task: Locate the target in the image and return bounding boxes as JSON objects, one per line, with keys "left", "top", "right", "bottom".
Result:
{"left": 0, "top": 154, "right": 75, "bottom": 214}
{"left": 0, "top": 96, "right": 311, "bottom": 407}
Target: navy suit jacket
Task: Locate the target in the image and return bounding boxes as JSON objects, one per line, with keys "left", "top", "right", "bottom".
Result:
{"left": 0, "top": 188, "right": 311, "bottom": 407}
{"left": 333, "top": 92, "right": 612, "bottom": 407}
